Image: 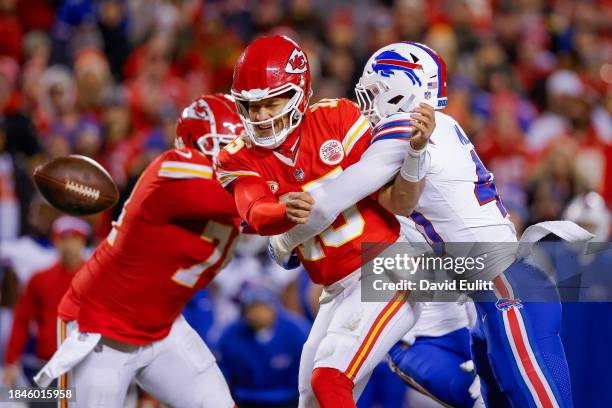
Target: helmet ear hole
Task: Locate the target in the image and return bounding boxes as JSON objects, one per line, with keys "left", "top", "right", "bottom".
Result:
{"left": 398, "top": 94, "right": 416, "bottom": 112}
{"left": 387, "top": 95, "right": 403, "bottom": 105}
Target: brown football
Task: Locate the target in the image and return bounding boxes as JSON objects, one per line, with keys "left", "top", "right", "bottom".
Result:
{"left": 33, "top": 155, "right": 119, "bottom": 215}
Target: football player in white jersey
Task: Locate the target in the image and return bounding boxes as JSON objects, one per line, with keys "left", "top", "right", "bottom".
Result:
{"left": 269, "top": 42, "right": 593, "bottom": 408}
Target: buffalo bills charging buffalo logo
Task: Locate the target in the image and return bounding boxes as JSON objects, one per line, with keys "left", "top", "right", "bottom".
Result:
{"left": 286, "top": 49, "right": 308, "bottom": 74}
{"left": 495, "top": 298, "right": 523, "bottom": 311}
{"left": 372, "top": 50, "right": 423, "bottom": 87}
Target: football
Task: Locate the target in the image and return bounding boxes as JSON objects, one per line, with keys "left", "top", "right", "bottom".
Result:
{"left": 33, "top": 155, "right": 119, "bottom": 215}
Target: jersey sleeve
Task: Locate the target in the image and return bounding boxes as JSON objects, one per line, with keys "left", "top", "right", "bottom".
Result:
{"left": 372, "top": 112, "right": 434, "bottom": 175}
{"left": 215, "top": 139, "right": 262, "bottom": 190}
{"left": 215, "top": 141, "right": 294, "bottom": 235}
{"left": 150, "top": 175, "right": 239, "bottom": 223}
{"left": 370, "top": 112, "right": 415, "bottom": 144}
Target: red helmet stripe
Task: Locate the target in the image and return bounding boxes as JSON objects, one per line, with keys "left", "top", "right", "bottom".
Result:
{"left": 375, "top": 59, "right": 423, "bottom": 71}
{"left": 405, "top": 42, "right": 447, "bottom": 99}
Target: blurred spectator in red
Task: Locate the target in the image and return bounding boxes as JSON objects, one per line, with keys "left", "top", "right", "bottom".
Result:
{"left": 2, "top": 216, "right": 89, "bottom": 388}
{"left": 0, "top": 0, "right": 22, "bottom": 60}
{"left": 16, "top": 0, "right": 55, "bottom": 33}
{"left": 125, "top": 34, "right": 188, "bottom": 132}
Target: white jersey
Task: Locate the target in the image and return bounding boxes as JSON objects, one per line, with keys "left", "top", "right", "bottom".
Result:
{"left": 373, "top": 111, "right": 516, "bottom": 244}
{"left": 397, "top": 217, "right": 472, "bottom": 344}
{"left": 272, "top": 111, "right": 517, "bottom": 281}
{"left": 402, "top": 302, "right": 472, "bottom": 345}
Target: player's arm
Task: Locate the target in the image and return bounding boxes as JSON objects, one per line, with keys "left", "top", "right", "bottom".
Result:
{"left": 378, "top": 105, "right": 435, "bottom": 216}
{"left": 271, "top": 104, "right": 435, "bottom": 255}
{"left": 216, "top": 141, "right": 313, "bottom": 235}
{"left": 232, "top": 176, "right": 313, "bottom": 235}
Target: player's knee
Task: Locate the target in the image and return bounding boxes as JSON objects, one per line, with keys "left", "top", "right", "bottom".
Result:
{"left": 314, "top": 333, "right": 353, "bottom": 367}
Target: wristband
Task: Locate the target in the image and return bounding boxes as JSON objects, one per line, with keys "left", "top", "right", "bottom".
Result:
{"left": 399, "top": 143, "right": 427, "bottom": 182}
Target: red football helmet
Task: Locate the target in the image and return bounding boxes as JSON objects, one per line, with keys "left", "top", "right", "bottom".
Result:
{"left": 175, "top": 94, "right": 244, "bottom": 157}
{"left": 231, "top": 35, "right": 312, "bottom": 149}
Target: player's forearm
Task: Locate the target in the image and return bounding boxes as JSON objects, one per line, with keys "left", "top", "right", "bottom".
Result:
{"left": 247, "top": 200, "right": 295, "bottom": 235}
{"left": 233, "top": 177, "right": 295, "bottom": 235}
{"left": 378, "top": 176, "right": 423, "bottom": 217}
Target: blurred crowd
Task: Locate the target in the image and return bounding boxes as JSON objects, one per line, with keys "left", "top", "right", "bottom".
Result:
{"left": 0, "top": 0, "right": 610, "bottom": 406}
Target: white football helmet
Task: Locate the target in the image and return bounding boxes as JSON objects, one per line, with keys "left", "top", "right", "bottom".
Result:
{"left": 355, "top": 42, "right": 448, "bottom": 126}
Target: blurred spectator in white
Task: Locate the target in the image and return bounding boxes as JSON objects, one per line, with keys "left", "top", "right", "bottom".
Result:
{"left": 0, "top": 198, "right": 59, "bottom": 284}
{"left": 527, "top": 69, "right": 585, "bottom": 151}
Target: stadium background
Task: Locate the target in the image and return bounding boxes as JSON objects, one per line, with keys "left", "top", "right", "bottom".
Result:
{"left": 0, "top": 0, "right": 610, "bottom": 407}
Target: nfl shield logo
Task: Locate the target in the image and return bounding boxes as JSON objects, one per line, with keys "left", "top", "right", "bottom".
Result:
{"left": 293, "top": 168, "right": 305, "bottom": 182}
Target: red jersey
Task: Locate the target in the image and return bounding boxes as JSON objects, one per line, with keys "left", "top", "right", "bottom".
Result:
{"left": 5, "top": 261, "right": 80, "bottom": 364}
{"left": 59, "top": 148, "right": 240, "bottom": 345}
{"left": 216, "top": 98, "right": 399, "bottom": 286}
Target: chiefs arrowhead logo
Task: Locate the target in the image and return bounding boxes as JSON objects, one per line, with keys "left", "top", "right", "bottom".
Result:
{"left": 285, "top": 49, "right": 307, "bottom": 74}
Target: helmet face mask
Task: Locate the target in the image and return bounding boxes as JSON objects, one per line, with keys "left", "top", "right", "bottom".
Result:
{"left": 196, "top": 132, "right": 238, "bottom": 157}
{"left": 231, "top": 35, "right": 312, "bottom": 150}
{"left": 233, "top": 87, "right": 305, "bottom": 149}
{"left": 356, "top": 42, "right": 447, "bottom": 127}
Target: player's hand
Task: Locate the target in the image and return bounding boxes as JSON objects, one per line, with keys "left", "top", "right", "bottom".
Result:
{"left": 409, "top": 103, "right": 436, "bottom": 151}
{"left": 285, "top": 192, "right": 314, "bottom": 224}
{"left": 268, "top": 236, "right": 302, "bottom": 269}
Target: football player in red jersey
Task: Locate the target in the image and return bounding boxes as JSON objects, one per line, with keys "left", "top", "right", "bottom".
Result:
{"left": 216, "top": 36, "right": 435, "bottom": 408}
{"left": 34, "top": 94, "right": 243, "bottom": 408}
